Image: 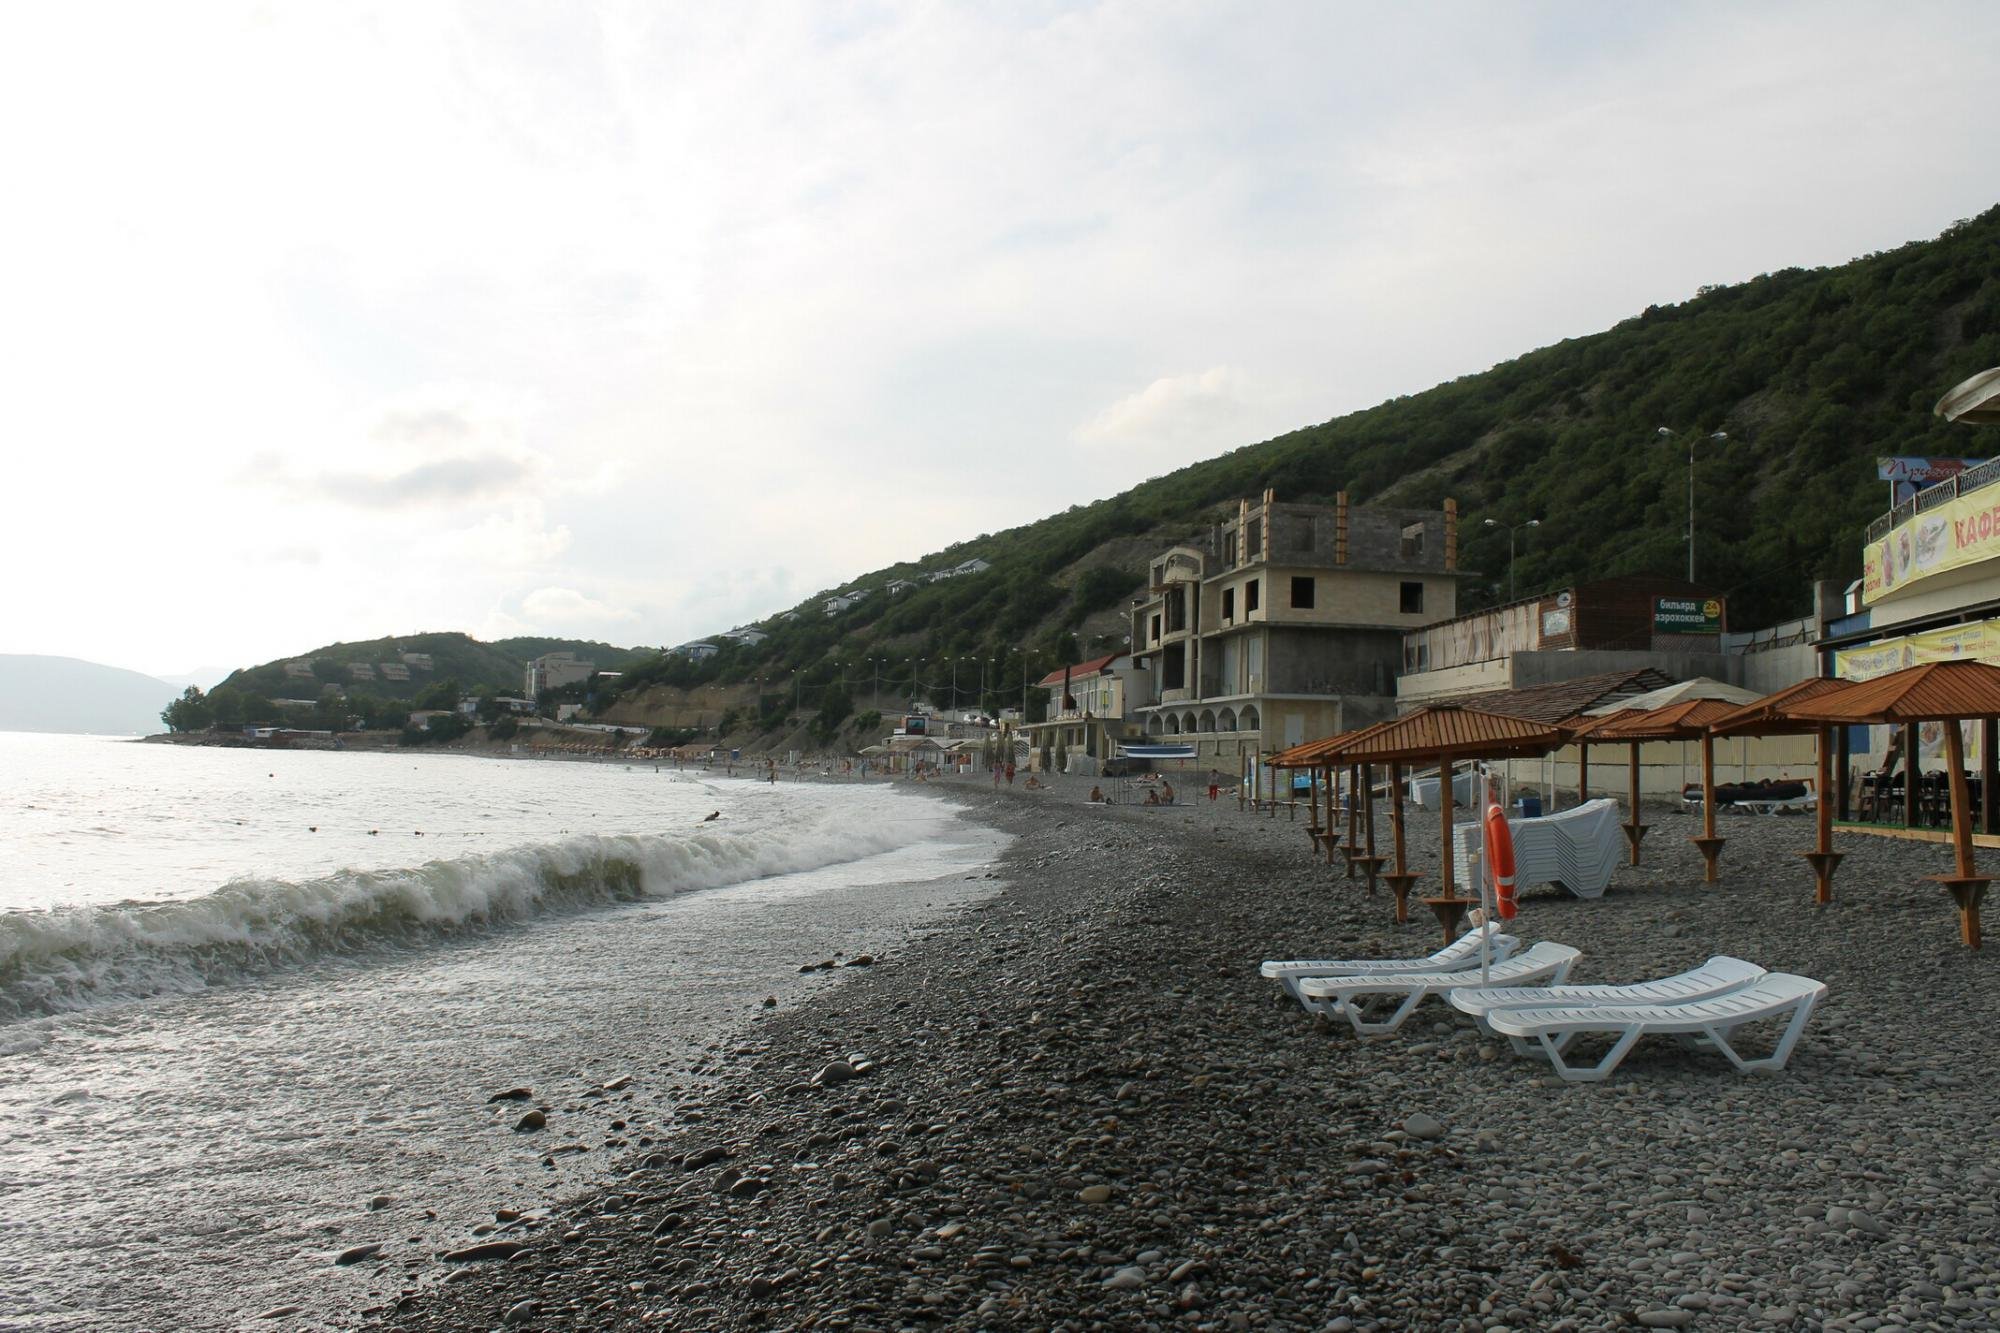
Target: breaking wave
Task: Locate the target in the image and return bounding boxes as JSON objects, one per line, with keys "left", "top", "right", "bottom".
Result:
{"left": 0, "top": 817, "right": 922, "bottom": 1021}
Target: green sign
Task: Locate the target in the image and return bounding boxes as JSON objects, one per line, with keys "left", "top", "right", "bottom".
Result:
{"left": 1654, "top": 596, "right": 1723, "bottom": 633}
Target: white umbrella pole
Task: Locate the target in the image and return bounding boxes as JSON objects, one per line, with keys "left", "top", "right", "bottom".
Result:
{"left": 1478, "top": 763, "right": 1496, "bottom": 987}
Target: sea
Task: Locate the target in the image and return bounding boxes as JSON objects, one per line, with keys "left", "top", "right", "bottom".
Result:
{"left": 0, "top": 732, "right": 1005, "bottom": 1330}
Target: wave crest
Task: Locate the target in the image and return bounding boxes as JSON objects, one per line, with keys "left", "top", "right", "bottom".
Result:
{"left": 0, "top": 817, "right": 917, "bottom": 1021}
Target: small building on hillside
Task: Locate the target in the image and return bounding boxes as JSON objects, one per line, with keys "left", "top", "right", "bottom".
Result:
{"left": 525, "top": 652, "right": 597, "bottom": 698}
{"left": 1023, "top": 653, "right": 1152, "bottom": 773}
{"left": 674, "top": 641, "right": 719, "bottom": 661}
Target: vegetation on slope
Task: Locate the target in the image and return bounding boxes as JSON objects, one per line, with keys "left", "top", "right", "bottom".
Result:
{"left": 615, "top": 207, "right": 2000, "bottom": 719}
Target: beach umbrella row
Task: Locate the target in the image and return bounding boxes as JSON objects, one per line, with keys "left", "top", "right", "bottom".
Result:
{"left": 1267, "top": 659, "right": 2000, "bottom": 950}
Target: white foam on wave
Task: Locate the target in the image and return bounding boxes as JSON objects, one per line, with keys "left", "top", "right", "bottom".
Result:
{"left": 0, "top": 802, "right": 943, "bottom": 1021}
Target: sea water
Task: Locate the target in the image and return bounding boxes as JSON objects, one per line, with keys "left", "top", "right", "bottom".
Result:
{"left": 0, "top": 733, "right": 1003, "bottom": 1329}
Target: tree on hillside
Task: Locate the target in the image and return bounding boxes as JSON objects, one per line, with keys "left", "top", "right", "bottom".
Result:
{"left": 161, "top": 686, "right": 213, "bottom": 733}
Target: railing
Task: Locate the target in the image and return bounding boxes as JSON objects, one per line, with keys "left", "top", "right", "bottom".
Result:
{"left": 1867, "top": 458, "right": 2000, "bottom": 542}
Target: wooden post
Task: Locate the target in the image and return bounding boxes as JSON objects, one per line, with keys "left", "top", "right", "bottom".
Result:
{"left": 1385, "top": 759, "right": 1416, "bottom": 924}
{"left": 1577, "top": 741, "right": 1589, "bottom": 807}
{"left": 1622, "top": 740, "right": 1649, "bottom": 865}
{"left": 1934, "top": 722, "right": 1988, "bottom": 950}
{"left": 1836, "top": 724, "right": 1852, "bottom": 821}
{"left": 1424, "top": 746, "right": 1474, "bottom": 945}
{"left": 1904, "top": 722, "right": 1921, "bottom": 829}
{"left": 1691, "top": 729, "right": 1725, "bottom": 884}
{"left": 1360, "top": 762, "right": 1380, "bottom": 891}
{"left": 1344, "top": 763, "right": 1360, "bottom": 877}
{"left": 1798, "top": 724, "right": 1843, "bottom": 905}
{"left": 1984, "top": 718, "right": 1998, "bottom": 835}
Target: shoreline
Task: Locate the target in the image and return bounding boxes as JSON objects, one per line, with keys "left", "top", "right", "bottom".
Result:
{"left": 375, "top": 771, "right": 2000, "bottom": 1331}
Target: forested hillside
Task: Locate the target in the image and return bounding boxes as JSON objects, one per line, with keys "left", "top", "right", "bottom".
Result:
{"left": 613, "top": 206, "right": 2000, "bottom": 717}
{"left": 204, "top": 631, "right": 647, "bottom": 728}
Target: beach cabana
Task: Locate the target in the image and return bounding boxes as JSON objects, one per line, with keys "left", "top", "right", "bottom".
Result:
{"left": 1783, "top": 659, "right": 2000, "bottom": 948}
{"left": 1583, "top": 698, "right": 1745, "bottom": 883}
{"left": 1704, "top": 678, "right": 1858, "bottom": 903}
{"left": 1331, "top": 704, "right": 1572, "bottom": 943}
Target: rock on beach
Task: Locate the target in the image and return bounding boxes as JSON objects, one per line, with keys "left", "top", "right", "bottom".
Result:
{"left": 383, "top": 773, "right": 2000, "bottom": 1331}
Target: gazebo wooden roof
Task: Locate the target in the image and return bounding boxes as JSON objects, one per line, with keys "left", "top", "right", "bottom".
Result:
{"left": 1270, "top": 722, "right": 1384, "bottom": 768}
{"left": 1705, "top": 677, "right": 1857, "bottom": 737}
{"left": 1585, "top": 697, "right": 1743, "bottom": 741}
{"left": 1781, "top": 659, "right": 2000, "bottom": 724}
{"left": 1332, "top": 704, "right": 1571, "bottom": 763}
{"left": 1781, "top": 659, "right": 2000, "bottom": 949}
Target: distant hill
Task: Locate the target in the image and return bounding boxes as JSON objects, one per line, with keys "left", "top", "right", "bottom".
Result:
{"left": 0, "top": 655, "right": 181, "bottom": 735}
{"left": 213, "top": 631, "right": 651, "bottom": 703}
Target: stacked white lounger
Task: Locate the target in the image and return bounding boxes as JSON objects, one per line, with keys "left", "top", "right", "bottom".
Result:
{"left": 1294, "top": 942, "right": 1581, "bottom": 1036}
{"left": 1407, "top": 769, "right": 1481, "bottom": 809}
{"left": 1447, "top": 955, "right": 1826, "bottom": 1081}
{"left": 1263, "top": 943, "right": 1829, "bottom": 1079}
{"left": 1260, "top": 922, "right": 1517, "bottom": 1003}
{"left": 1454, "top": 798, "right": 1622, "bottom": 900}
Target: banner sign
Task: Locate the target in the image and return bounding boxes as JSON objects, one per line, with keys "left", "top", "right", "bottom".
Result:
{"left": 1835, "top": 621, "right": 1999, "bottom": 763}
{"left": 1878, "top": 457, "right": 1990, "bottom": 507}
{"left": 1877, "top": 456, "right": 1987, "bottom": 484}
{"left": 1653, "top": 596, "right": 1724, "bottom": 633}
{"left": 1862, "top": 484, "right": 2000, "bottom": 604}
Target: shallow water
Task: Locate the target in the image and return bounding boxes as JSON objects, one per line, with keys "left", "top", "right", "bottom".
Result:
{"left": 0, "top": 735, "right": 1003, "bottom": 1328}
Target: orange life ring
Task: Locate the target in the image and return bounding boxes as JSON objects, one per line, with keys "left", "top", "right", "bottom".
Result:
{"left": 1484, "top": 797, "right": 1518, "bottom": 920}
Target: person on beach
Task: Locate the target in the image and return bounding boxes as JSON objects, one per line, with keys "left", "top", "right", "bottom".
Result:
{"left": 1005, "top": 760, "right": 1016, "bottom": 785}
{"left": 1208, "top": 770, "right": 1220, "bottom": 802}
{"left": 992, "top": 763, "right": 1002, "bottom": 787}
{"left": 1143, "top": 789, "right": 1160, "bottom": 806}
{"left": 1023, "top": 775, "right": 1041, "bottom": 791}
{"left": 1088, "top": 785, "right": 1106, "bottom": 803}
{"left": 767, "top": 759, "right": 776, "bottom": 784}
{"left": 1161, "top": 780, "right": 1175, "bottom": 804}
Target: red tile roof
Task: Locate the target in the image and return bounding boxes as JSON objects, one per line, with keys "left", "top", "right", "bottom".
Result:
{"left": 1036, "top": 654, "right": 1124, "bottom": 688}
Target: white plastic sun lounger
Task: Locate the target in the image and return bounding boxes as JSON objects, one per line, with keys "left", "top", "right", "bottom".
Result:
{"left": 1485, "top": 973, "right": 1827, "bottom": 1082}
{"left": 1447, "top": 956, "right": 1767, "bottom": 1033}
{"left": 1294, "top": 941, "right": 1581, "bottom": 1036}
{"left": 1260, "top": 924, "right": 1519, "bottom": 1003}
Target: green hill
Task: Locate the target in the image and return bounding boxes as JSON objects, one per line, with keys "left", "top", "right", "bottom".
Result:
{"left": 617, "top": 205, "right": 2000, "bottom": 720}
{"left": 209, "top": 631, "right": 649, "bottom": 718}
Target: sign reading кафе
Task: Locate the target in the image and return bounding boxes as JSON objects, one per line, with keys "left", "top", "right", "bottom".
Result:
{"left": 1654, "top": 596, "right": 1724, "bottom": 633}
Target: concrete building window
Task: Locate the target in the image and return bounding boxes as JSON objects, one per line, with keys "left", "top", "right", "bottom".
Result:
{"left": 1401, "top": 522, "right": 1426, "bottom": 559}
{"left": 1166, "top": 588, "right": 1187, "bottom": 633}
{"left": 1150, "top": 613, "right": 1161, "bottom": 642}
{"left": 1400, "top": 581, "right": 1425, "bottom": 614}
{"left": 1246, "top": 579, "right": 1261, "bottom": 612}
{"left": 1222, "top": 588, "right": 1235, "bottom": 621}
{"left": 1290, "top": 576, "right": 1315, "bottom": 609}
{"left": 1247, "top": 518, "right": 1263, "bottom": 559}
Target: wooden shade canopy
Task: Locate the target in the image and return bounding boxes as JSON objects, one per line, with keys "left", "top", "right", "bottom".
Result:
{"left": 1562, "top": 698, "right": 1744, "bottom": 875}
{"left": 1703, "top": 678, "right": 1859, "bottom": 904}
{"left": 1781, "top": 659, "right": 2000, "bottom": 948}
{"left": 1331, "top": 705, "right": 1572, "bottom": 943}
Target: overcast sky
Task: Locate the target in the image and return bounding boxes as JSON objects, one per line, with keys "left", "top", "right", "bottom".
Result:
{"left": 4, "top": 1, "right": 1997, "bottom": 680}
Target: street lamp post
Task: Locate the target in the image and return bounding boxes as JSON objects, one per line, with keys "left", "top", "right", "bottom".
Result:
{"left": 1482, "top": 517, "right": 1542, "bottom": 602}
{"left": 1658, "top": 427, "right": 1727, "bottom": 581}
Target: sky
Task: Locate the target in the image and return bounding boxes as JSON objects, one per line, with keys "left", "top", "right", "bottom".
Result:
{"left": 4, "top": 1, "right": 1998, "bottom": 681}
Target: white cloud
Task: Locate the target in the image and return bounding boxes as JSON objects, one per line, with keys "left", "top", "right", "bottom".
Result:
{"left": 3, "top": 1, "right": 1998, "bottom": 672}
{"left": 1078, "top": 366, "right": 1256, "bottom": 454}
{"left": 517, "top": 586, "right": 639, "bottom": 630}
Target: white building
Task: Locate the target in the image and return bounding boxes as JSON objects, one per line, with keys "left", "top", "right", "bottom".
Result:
{"left": 525, "top": 652, "right": 597, "bottom": 698}
{"left": 675, "top": 641, "right": 719, "bottom": 661}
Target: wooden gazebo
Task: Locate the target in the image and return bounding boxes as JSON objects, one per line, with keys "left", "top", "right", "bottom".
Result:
{"left": 1329, "top": 704, "right": 1572, "bottom": 943}
{"left": 1578, "top": 698, "right": 1744, "bottom": 882}
{"left": 1704, "top": 677, "right": 1858, "bottom": 903}
{"left": 1784, "top": 659, "right": 2000, "bottom": 948}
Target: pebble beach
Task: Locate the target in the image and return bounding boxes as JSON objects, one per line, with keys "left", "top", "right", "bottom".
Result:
{"left": 377, "top": 772, "right": 2000, "bottom": 1332}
